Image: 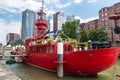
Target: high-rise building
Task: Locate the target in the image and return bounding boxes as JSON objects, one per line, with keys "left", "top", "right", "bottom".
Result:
{"left": 6, "top": 33, "right": 20, "bottom": 45}
{"left": 21, "top": 9, "right": 36, "bottom": 41}
{"left": 66, "top": 15, "right": 75, "bottom": 21}
{"left": 53, "top": 12, "right": 65, "bottom": 31}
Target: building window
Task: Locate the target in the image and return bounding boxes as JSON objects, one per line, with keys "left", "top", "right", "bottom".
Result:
{"left": 102, "top": 14, "right": 104, "bottom": 17}
{"left": 102, "top": 22, "right": 104, "bottom": 25}
{"left": 105, "top": 13, "right": 107, "bottom": 16}
{"left": 105, "top": 22, "right": 108, "bottom": 25}
{"left": 105, "top": 18, "right": 108, "bottom": 20}
{"left": 102, "top": 18, "right": 104, "bottom": 21}
{"left": 105, "top": 27, "right": 108, "bottom": 30}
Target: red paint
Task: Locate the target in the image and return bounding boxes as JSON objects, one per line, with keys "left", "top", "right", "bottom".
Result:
{"left": 109, "top": 14, "right": 120, "bottom": 19}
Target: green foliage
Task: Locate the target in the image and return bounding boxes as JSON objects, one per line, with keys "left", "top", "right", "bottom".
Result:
{"left": 70, "top": 39, "right": 77, "bottom": 48}
{"left": 21, "top": 41, "right": 25, "bottom": 45}
{"left": 46, "top": 38, "right": 53, "bottom": 43}
{"left": 88, "top": 28, "right": 107, "bottom": 42}
{"left": 88, "top": 29, "right": 98, "bottom": 41}
{"left": 97, "top": 28, "right": 107, "bottom": 41}
{"left": 84, "top": 42, "right": 88, "bottom": 47}
{"left": 11, "top": 43, "right": 16, "bottom": 46}
{"left": 61, "top": 19, "right": 80, "bottom": 39}
{"left": 36, "top": 39, "right": 43, "bottom": 43}
{"left": 80, "top": 30, "right": 88, "bottom": 42}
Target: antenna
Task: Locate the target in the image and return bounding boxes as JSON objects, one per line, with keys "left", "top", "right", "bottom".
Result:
{"left": 41, "top": 0, "right": 44, "bottom": 11}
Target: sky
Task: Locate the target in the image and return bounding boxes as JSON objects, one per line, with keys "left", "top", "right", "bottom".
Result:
{"left": 0, "top": 0, "right": 120, "bottom": 45}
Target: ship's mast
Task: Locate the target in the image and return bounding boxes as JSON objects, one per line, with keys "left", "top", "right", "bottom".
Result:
{"left": 42, "top": 0, "right": 44, "bottom": 11}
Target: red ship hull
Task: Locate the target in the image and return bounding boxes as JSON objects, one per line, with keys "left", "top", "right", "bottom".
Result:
{"left": 26, "top": 48, "right": 120, "bottom": 75}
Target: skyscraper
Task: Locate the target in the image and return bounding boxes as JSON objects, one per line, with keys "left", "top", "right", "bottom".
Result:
{"left": 53, "top": 12, "right": 65, "bottom": 31}
{"left": 21, "top": 9, "right": 36, "bottom": 41}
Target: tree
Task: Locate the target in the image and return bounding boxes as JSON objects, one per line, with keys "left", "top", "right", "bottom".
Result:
{"left": 61, "top": 19, "right": 80, "bottom": 40}
{"left": 80, "top": 30, "right": 88, "bottom": 42}
{"left": 97, "top": 28, "right": 107, "bottom": 41}
{"left": 88, "top": 28, "right": 107, "bottom": 42}
{"left": 88, "top": 29, "right": 98, "bottom": 41}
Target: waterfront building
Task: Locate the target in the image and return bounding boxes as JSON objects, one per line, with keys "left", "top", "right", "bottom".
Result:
{"left": 99, "top": 2, "right": 120, "bottom": 47}
{"left": 21, "top": 9, "right": 36, "bottom": 41}
{"left": 53, "top": 12, "right": 65, "bottom": 31}
{"left": 6, "top": 33, "right": 20, "bottom": 45}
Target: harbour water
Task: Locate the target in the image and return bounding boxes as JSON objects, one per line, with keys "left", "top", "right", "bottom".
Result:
{"left": 2, "top": 58, "right": 120, "bottom": 80}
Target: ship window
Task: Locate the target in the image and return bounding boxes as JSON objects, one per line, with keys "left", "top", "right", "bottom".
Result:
{"left": 51, "top": 46, "right": 54, "bottom": 53}
{"left": 46, "top": 46, "right": 51, "bottom": 53}
{"left": 37, "top": 47, "right": 39, "bottom": 53}
{"left": 41, "top": 46, "right": 43, "bottom": 53}
{"left": 32, "top": 47, "right": 34, "bottom": 52}
{"left": 63, "top": 46, "right": 66, "bottom": 53}
{"left": 43, "top": 46, "right": 46, "bottom": 53}
{"left": 46, "top": 45, "right": 54, "bottom": 53}
{"left": 68, "top": 46, "right": 71, "bottom": 52}
{"left": 37, "top": 14, "right": 46, "bottom": 20}
{"left": 40, "top": 47, "right": 43, "bottom": 53}
{"left": 39, "top": 47, "right": 42, "bottom": 53}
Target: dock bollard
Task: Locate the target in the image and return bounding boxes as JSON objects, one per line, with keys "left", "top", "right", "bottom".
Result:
{"left": 57, "top": 42, "right": 63, "bottom": 78}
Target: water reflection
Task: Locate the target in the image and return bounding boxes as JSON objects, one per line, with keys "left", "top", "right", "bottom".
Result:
{"left": 3, "top": 58, "right": 120, "bottom": 80}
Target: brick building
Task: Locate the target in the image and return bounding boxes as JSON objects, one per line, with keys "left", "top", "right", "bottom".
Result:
{"left": 99, "top": 2, "right": 120, "bottom": 47}
{"left": 80, "top": 2, "right": 120, "bottom": 47}
{"left": 81, "top": 19, "right": 99, "bottom": 31}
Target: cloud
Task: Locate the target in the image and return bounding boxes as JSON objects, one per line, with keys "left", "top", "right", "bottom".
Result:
{"left": 56, "top": 2, "right": 71, "bottom": 9}
{"left": 74, "top": 0, "right": 83, "bottom": 4}
{"left": 0, "top": 0, "right": 41, "bottom": 13}
{"left": 88, "top": 0, "right": 98, "bottom": 3}
{"left": 75, "top": 16, "right": 98, "bottom": 23}
{"left": 0, "top": 18, "right": 21, "bottom": 45}
{"left": 0, "top": 0, "right": 70, "bottom": 14}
